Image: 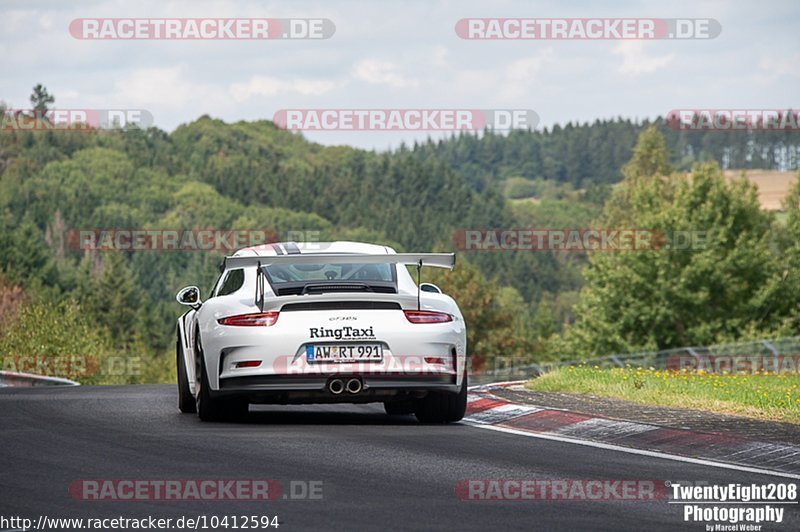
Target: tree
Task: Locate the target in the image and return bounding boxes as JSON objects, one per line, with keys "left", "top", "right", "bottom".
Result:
{"left": 778, "top": 172, "right": 800, "bottom": 334}
{"left": 604, "top": 125, "right": 675, "bottom": 226}
{"left": 79, "top": 253, "right": 144, "bottom": 350}
{"left": 561, "top": 129, "right": 788, "bottom": 357}
{"left": 622, "top": 124, "right": 672, "bottom": 181}
{"left": 427, "top": 260, "right": 533, "bottom": 373}
{"left": 29, "top": 84, "right": 54, "bottom": 115}
{"left": 0, "top": 298, "right": 118, "bottom": 384}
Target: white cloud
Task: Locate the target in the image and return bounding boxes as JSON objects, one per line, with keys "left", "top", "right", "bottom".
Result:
{"left": 505, "top": 48, "right": 555, "bottom": 82}
{"left": 113, "top": 67, "right": 195, "bottom": 107}
{"left": 432, "top": 46, "right": 449, "bottom": 67}
{"left": 757, "top": 53, "right": 800, "bottom": 82}
{"left": 229, "top": 76, "right": 338, "bottom": 102}
{"left": 351, "top": 59, "right": 419, "bottom": 88}
{"left": 612, "top": 41, "right": 674, "bottom": 75}
{"left": 57, "top": 89, "right": 80, "bottom": 101}
{"left": 109, "top": 67, "right": 231, "bottom": 117}
{"left": 498, "top": 48, "right": 555, "bottom": 100}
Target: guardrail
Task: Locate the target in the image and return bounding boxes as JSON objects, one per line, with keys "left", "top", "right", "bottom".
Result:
{"left": 473, "top": 336, "right": 800, "bottom": 384}
{"left": 0, "top": 370, "right": 80, "bottom": 387}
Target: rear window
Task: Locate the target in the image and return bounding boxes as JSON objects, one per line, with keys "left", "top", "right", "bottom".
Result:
{"left": 262, "top": 261, "right": 397, "bottom": 295}
{"left": 264, "top": 262, "right": 394, "bottom": 284}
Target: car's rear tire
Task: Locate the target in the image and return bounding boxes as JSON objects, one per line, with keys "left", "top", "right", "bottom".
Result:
{"left": 176, "top": 335, "right": 196, "bottom": 413}
{"left": 384, "top": 400, "right": 414, "bottom": 416}
{"left": 413, "top": 365, "right": 468, "bottom": 423}
{"left": 195, "top": 337, "right": 248, "bottom": 422}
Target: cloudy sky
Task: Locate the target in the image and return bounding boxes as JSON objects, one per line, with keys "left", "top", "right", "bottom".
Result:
{"left": 1, "top": 0, "right": 797, "bottom": 150}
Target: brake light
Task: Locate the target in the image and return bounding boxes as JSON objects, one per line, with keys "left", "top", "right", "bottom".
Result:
{"left": 404, "top": 310, "right": 453, "bottom": 324}
{"left": 218, "top": 312, "right": 279, "bottom": 327}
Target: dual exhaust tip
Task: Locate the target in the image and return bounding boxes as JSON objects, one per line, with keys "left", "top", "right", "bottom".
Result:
{"left": 328, "top": 378, "right": 362, "bottom": 395}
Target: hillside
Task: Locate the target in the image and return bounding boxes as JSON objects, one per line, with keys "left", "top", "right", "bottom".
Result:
{"left": 2, "top": 116, "right": 799, "bottom": 381}
{"left": 412, "top": 119, "right": 800, "bottom": 191}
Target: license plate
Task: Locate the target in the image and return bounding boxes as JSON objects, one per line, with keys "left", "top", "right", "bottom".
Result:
{"left": 306, "top": 344, "right": 383, "bottom": 363}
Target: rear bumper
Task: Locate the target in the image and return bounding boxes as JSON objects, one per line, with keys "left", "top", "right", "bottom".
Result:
{"left": 200, "top": 307, "right": 467, "bottom": 392}
{"left": 215, "top": 373, "right": 459, "bottom": 404}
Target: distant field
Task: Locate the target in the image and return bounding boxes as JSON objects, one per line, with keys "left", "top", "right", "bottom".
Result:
{"left": 511, "top": 170, "right": 796, "bottom": 212}
{"left": 724, "top": 170, "right": 797, "bottom": 211}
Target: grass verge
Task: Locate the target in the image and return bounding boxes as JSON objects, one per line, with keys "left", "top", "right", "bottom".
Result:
{"left": 526, "top": 366, "right": 800, "bottom": 424}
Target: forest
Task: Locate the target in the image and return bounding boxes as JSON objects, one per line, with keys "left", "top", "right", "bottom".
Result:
{"left": 1, "top": 88, "right": 799, "bottom": 382}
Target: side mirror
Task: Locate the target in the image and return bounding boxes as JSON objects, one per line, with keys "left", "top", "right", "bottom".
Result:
{"left": 176, "top": 286, "right": 202, "bottom": 307}
{"left": 419, "top": 282, "right": 442, "bottom": 294}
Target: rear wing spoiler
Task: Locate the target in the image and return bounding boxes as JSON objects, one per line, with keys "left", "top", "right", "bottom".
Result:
{"left": 223, "top": 253, "right": 456, "bottom": 271}
{"left": 223, "top": 252, "right": 455, "bottom": 312}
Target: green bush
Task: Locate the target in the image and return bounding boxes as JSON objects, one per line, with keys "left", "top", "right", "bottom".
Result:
{"left": 0, "top": 299, "right": 132, "bottom": 385}
{"left": 504, "top": 177, "right": 539, "bottom": 199}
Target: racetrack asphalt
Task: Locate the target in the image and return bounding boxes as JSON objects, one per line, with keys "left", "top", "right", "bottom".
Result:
{"left": 1, "top": 385, "right": 798, "bottom": 531}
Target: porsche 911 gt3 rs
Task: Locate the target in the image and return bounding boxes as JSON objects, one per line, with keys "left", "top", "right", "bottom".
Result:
{"left": 175, "top": 241, "right": 468, "bottom": 423}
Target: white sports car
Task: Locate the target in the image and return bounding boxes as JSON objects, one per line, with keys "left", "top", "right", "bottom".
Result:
{"left": 175, "top": 241, "right": 468, "bottom": 423}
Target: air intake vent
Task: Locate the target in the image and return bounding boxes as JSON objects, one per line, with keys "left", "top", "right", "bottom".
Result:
{"left": 305, "top": 283, "right": 371, "bottom": 294}
{"left": 275, "top": 286, "right": 304, "bottom": 296}
{"left": 371, "top": 286, "right": 398, "bottom": 294}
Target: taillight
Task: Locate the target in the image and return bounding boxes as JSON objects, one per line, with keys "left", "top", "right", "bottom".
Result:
{"left": 404, "top": 310, "right": 453, "bottom": 324}
{"left": 218, "top": 312, "right": 279, "bottom": 327}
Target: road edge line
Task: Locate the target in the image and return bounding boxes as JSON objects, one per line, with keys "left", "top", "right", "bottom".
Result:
{"left": 463, "top": 420, "right": 800, "bottom": 480}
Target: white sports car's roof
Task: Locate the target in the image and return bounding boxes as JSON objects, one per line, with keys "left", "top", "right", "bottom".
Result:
{"left": 234, "top": 241, "right": 393, "bottom": 257}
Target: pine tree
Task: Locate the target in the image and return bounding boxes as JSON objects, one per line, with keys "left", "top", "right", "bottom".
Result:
{"left": 29, "top": 84, "right": 54, "bottom": 115}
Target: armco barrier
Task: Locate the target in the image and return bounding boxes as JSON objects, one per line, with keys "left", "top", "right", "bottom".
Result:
{"left": 475, "top": 336, "right": 800, "bottom": 383}
{"left": 0, "top": 371, "right": 80, "bottom": 387}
